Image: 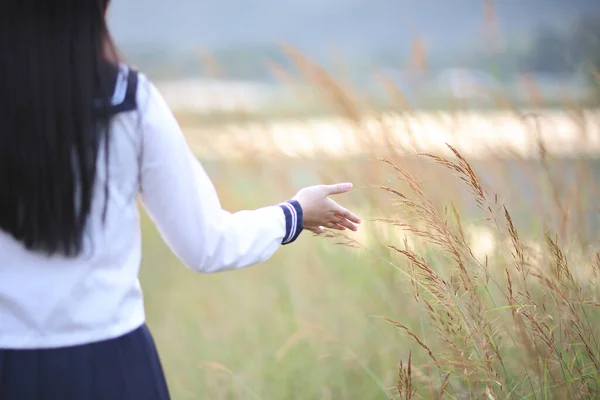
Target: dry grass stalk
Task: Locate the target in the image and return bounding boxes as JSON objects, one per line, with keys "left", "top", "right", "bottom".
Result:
{"left": 280, "top": 43, "right": 365, "bottom": 124}
{"left": 520, "top": 74, "right": 543, "bottom": 108}
{"left": 196, "top": 46, "right": 223, "bottom": 78}
{"left": 377, "top": 158, "right": 510, "bottom": 393}
{"left": 382, "top": 317, "right": 439, "bottom": 369}
{"left": 320, "top": 229, "right": 362, "bottom": 249}
{"left": 591, "top": 67, "right": 600, "bottom": 85}
{"left": 483, "top": 0, "right": 499, "bottom": 41}
{"left": 371, "top": 135, "right": 600, "bottom": 397}
{"left": 396, "top": 351, "right": 417, "bottom": 400}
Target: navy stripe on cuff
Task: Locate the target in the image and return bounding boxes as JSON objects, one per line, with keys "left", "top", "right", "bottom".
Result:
{"left": 278, "top": 200, "right": 304, "bottom": 245}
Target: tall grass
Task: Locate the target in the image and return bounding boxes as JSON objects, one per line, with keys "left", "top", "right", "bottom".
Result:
{"left": 376, "top": 148, "right": 600, "bottom": 399}
{"left": 139, "top": 45, "right": 600, "bottom": 399}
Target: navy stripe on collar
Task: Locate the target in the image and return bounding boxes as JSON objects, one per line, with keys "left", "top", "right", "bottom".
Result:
{"left": 94, "top": 64, "right": 139, "bottom": 117}
{"left": 109, "top": 66, "right": 138, "bottom": 116}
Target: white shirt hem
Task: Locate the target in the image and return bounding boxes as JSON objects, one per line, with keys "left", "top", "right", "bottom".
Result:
{"left": 0, "top": 313, "right": 146, "bottom": 350}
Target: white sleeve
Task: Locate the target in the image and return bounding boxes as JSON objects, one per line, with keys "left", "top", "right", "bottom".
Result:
{"left": 136, "top": 76, "right": 303, "bottom": 273}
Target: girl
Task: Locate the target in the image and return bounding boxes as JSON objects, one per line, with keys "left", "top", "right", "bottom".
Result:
{"left": 0, "top": 0, "right": 361, "bottom": 399}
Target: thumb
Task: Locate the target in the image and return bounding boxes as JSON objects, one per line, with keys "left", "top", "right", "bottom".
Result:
{"left": 323, "top": 182, "right": 353, "bottom": 195}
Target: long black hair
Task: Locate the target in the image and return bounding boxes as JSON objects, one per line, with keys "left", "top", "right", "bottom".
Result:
{"left": 0, "top": 0, "right": 120, "bottom": 256}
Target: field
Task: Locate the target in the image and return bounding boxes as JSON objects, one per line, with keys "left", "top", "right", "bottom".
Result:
{"left": 137, "top": 62, "right": 600, "bottom": 399}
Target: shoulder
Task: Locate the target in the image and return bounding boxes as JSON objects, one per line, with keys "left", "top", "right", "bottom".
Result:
{"left": 106, "top": 63, "right": 177, "bottom": 132}
{"left": 133, "top": 70, "right": 177, "bottom": 125}
{"left": 106, "top": 64, "right": 172, "bottom": 119}
{"left": 106, "top": 63, "right": 167, "bottom": 116}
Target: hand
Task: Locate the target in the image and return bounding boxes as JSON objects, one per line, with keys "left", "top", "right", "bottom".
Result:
{"left": 292, "top": 183, "right": 361, "bottom": 235}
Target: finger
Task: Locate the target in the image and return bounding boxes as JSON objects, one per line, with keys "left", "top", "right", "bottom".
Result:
{"left": 323, "top": 182, "right": 353, "bottom": 196}
{"left": 325, "top": 222, "right": 346, "bottom": 231}
{"left": 335, "top": 206, "right": 361, "bottom": 224}
{"left": 307, "top": 226, "right": 325, "bottom": 235}
{"left": 334, "top": 216, "right": 359, "bottom": 232}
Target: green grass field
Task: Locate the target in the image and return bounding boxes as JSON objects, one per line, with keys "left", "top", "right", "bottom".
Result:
{"left": 133, "top": 47, "right": 600, "bottom": 399}
{"left": 136, "top": 144, "right": 600, "bottom": 399}
{"left": 139, "top": 157, "right": 403, "bottom": 399}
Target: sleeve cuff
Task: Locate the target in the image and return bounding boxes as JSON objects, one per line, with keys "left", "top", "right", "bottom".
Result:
{"left": 278, "top": 200, "right": 304, "bottom": 245}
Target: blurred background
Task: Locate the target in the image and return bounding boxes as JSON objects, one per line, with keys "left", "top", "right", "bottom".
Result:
{"left": 107, "top": 1, "right": 600, "bottom": 399}
{"left": 107, "top": 0, "right": 600, "bottom": 112}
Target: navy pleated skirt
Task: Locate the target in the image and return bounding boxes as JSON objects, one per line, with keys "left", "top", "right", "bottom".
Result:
{"left": 0, "top": 324, "right": 170, "bottom": 400}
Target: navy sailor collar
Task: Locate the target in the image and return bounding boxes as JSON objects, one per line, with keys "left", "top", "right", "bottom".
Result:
{"left": 95, "top": 63, "right": 139, "bottom": 117}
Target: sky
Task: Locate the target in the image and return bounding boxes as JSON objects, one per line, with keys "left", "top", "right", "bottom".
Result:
{"left": 107, "top": 0, "right": 600, "bottom": 56}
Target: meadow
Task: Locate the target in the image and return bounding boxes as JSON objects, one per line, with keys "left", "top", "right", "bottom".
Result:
{"left": 137, "top": 53, "right": 600, "bottom": 399}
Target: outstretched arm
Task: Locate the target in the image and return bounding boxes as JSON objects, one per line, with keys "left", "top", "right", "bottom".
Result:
{"left": 137, "top": 76, "right": 360, "bottom": 273}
